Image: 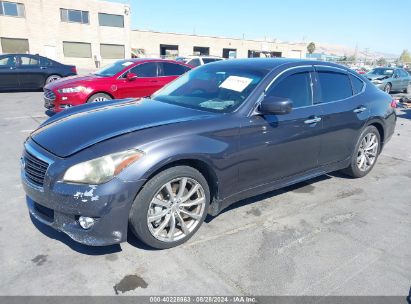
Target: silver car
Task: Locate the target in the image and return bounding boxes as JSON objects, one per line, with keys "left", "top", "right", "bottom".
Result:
{"left": 366, "top": 67, "right": 411, "bottom": 93}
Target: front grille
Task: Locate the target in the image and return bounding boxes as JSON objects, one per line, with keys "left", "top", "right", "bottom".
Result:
{"left": 44, "top": 89, "right": 56, "bottom": 101}
{"left": 24, "top": 150, "right": 49, "bottom": 187}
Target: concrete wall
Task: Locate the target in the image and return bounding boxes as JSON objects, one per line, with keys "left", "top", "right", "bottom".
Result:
{"left": 0, "top": 0, "right": 131, "bottom": 68}
{"left": 131, "top": 30, "right": 306, "bottom": 59}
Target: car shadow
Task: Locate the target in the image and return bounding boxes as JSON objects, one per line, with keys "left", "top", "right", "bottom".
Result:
{"left": 397, "top": 108, "right": 411, "bottom": 120}
{"left": 30, "top": 214, "right": 122, "bottom": 255}
{"left": 205, "top": 174, "right": 333, "bottom": 223}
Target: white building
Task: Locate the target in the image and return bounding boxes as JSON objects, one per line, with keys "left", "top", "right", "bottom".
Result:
{"left": 0, "top": 0, "right": 306, "bottom": 68}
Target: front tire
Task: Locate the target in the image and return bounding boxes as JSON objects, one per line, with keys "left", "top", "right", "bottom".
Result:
{"left": 405, "top": 84, "right": 410, "bottom": 94}
{"left": 341, "top": 125, "right": 381, "bottom": 178}
{"left": 129, "top": 166, "right": 210, "bottom": 249}
{"left": 87, "top": 93, "right": 112, "bottom": 103}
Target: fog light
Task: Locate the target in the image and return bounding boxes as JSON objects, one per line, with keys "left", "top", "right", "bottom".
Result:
{"left": 78, "top": 216, "right": 95, "bottom": 229}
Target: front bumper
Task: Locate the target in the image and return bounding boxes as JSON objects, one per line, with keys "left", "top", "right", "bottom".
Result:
{"left": 21, "top": 141, "right": 146, "bottom": 246}
{"left": 44, "top": 90, "right": 87, "bottom": 113}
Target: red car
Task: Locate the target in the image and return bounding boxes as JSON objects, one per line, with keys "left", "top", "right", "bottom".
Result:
{"left": 44, "top": 59, "right": 192, "bottom": 113}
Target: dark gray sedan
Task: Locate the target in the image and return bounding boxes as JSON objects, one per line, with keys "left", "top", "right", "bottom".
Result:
{"left": 366, "top": 67, "right": 411, "bottom": 93}
{"left": 0, "top": 53, "right": 76, "bottom": 91}
{"left": 21, "top": 59, "right": 396, "bottom": 249}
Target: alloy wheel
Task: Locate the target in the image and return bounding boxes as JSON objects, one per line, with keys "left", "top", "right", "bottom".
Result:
{"left": 147, "top": 177, "right": 206, "bottom": 242}
{"left": 93, "top": 97, "right": 108, "bottom": 102}
{"left": 47, "top": 75, "right": 61, "bottom": 83}
{"left": 356, "top": 133, "right": 379, "bottom": 172}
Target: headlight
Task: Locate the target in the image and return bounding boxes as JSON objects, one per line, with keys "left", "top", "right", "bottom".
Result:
{"left": 63, "top": 150, "right": 144, "bottom": 184}
{"left": 372, "top": 80, "right": 382, "bottom": 84}
{"left": 58, "top": 86, "right": 86, "bottom": 94}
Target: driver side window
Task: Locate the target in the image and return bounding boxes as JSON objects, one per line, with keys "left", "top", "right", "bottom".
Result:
{"left": 266, "top": 72, "right": 313, "bottom": 108}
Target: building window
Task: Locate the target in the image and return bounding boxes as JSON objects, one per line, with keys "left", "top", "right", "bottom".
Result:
{"left": 98, "top": 13, "right": 124, "bottom": 28}
{"left": 160, "top": 44, "right": 179, "bottom": 59}
{"left": 0, "top": 1, "right": 25, "bottom": 17}
{"left": 193, "top": 46, "right": 209, "bottom": 56}
{"left": 1, "top": 37, "right": 29, "bottom": 53}
{"left": 60, "top": 8, "right": 89, "bottom": 24}
{"left": 100, "top": 44, "right": 124, "bottom": 59}
{"left": 63, "top": 41, "right": 91, "bottom": 58}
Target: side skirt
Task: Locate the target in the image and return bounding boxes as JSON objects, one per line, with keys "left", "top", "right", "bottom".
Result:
{"left": 208, "top": 158, "right": 350, "bottom": 216}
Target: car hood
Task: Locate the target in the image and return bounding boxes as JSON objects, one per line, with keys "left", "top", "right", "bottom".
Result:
{"left": 31, "top": 99, "right": 217, "bottom": 157}
{"left": 45, "top": 74, "right": 108, "bottom": 89}
{"left": 366, "top": 74, "right": 391, "bottom": 81}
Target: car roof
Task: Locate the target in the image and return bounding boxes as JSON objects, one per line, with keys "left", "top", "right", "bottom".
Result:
{"left": 211, "top": 58, "right": 352, "bottom": 73}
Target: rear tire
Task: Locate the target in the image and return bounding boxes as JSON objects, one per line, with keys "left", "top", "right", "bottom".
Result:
{"left": 383, "top": 83, "right": 392, "bottom": 94}
{"left": 45, "top": 74, "right": 61, "bottom": 85}
{"left": 341, "top": 125, "right": 381, "bottom": 178}
{"left": 86, "top": 93, "right": 112, "bottom": 103}
{"left": 129, "top": 166, "right": 210, "bottom": 249}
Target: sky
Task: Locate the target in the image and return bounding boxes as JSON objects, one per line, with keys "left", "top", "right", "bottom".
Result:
{"left": 113, "top": 0, "right": 410, "bottom": 56}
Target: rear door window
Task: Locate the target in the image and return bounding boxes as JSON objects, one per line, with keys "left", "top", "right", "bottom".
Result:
{"left": 130, "top": 62, "right": 158, "bottom": 77}
{"left": 317, "top": 71, "right": 353, "bottom": 103}
{"left": 267, "top": 72, "right": 313, "bottom": 108}
{"left": 19, "top": 55, "right": 39, "bottom": 66}
{"left": 160, "top": 62, "right": 190, "bottom": 76}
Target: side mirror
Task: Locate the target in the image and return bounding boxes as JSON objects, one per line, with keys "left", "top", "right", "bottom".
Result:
{"left": 259, "top": 96, "right": 293, "bottom": 115}
{"left": 126, "top": 72, "right": 138, "bottom": 81}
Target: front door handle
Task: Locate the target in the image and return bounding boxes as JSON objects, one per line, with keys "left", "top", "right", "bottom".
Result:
{"left": 304, "top": 117, "right": 322, "bottom": 124}
{"left": 9, "top": 66, "right": 16, "bottom": 70}
{"left": 40, "top": 66, "right": 47, "bottom": 70}
{"left": 353, "top": 106, "right": 367, "bottom": 113}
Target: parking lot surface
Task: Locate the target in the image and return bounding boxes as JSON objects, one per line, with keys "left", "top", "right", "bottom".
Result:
{"left": 0, "top": 91, "right": 410, "bottom": 296}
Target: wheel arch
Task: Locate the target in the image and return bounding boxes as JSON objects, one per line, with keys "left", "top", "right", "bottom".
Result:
{"left": 139, "top": 158, "right": 220, "bottom": 215}
{"left": 366, "top": 119, "right": 385, "bottom": 149}
{"left": 87, "top": 91, "right": 115, "bottom": 101}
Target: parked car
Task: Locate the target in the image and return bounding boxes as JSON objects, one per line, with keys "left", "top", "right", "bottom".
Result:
{"left": 44, "top": 58, "right": 192, "bottom": 113}
{"left": 21, "top": 59, "right": 396, "bottom": 249}
{"left": 185, "top": 56, "right": 224, "bottom": 67}
{"left": 366, "top": 67, "right": 411, "bottom": 94}
{"left": 0, "top": 53, "right": 76, "bottom": 91}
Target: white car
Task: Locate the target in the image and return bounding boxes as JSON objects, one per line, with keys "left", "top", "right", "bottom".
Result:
{"left": 185, "top": 56, "right": 224, "bottom": 67}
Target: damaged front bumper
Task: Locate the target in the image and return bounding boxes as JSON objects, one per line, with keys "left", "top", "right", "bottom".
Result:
{"left": 21, "top": 140, "right": 145, "bottom": 246}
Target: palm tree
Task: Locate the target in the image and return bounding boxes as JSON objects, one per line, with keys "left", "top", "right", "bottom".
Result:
{"left": 307, "top": 42, "right": 316, "bottom": 59}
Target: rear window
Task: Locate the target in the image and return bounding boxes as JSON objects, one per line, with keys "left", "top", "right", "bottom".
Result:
{"left": 318, "top": 71, "right": 353, "bottom": 103}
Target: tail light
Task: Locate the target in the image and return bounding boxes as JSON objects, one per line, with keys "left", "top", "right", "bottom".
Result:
{"left": 71, "top": 66, "right": 77, "bottom": 74}
{"left": 390, "top": 99, "right": 397, "bottom": 108}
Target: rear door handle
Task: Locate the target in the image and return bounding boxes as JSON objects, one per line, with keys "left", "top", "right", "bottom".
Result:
{"left": 9, "top": 67, "right": 16, "bottom": 70}
{"left": 353, "top": 106, "right": 367, "bottom": 113}
{"left": 304, "top": 117, "right": 322, "bottom": 124}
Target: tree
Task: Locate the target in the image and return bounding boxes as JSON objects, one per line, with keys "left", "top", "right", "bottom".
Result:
{"left": 376, "top": 57, "right": 387, "bottom": 66}
{"left": 399, "top": 49, "right": 411, "bottom": 63}
{"left": 307, "top": 42, "right": 316, "bottom": 58}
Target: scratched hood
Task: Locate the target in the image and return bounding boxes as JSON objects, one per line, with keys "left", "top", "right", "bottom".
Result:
{"left": 31, "top": 99, "right": 216, "bottom": 157}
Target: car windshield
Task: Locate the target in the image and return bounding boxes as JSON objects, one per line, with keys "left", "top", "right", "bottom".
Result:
{"left": 152, "top": 65, "right": 267, "bottom": 113}
{"left": 369, "top": 68, "right": 394, "bottom": 76}
{"left": 94, "top": 60, "right": 134, "bottom": 77}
